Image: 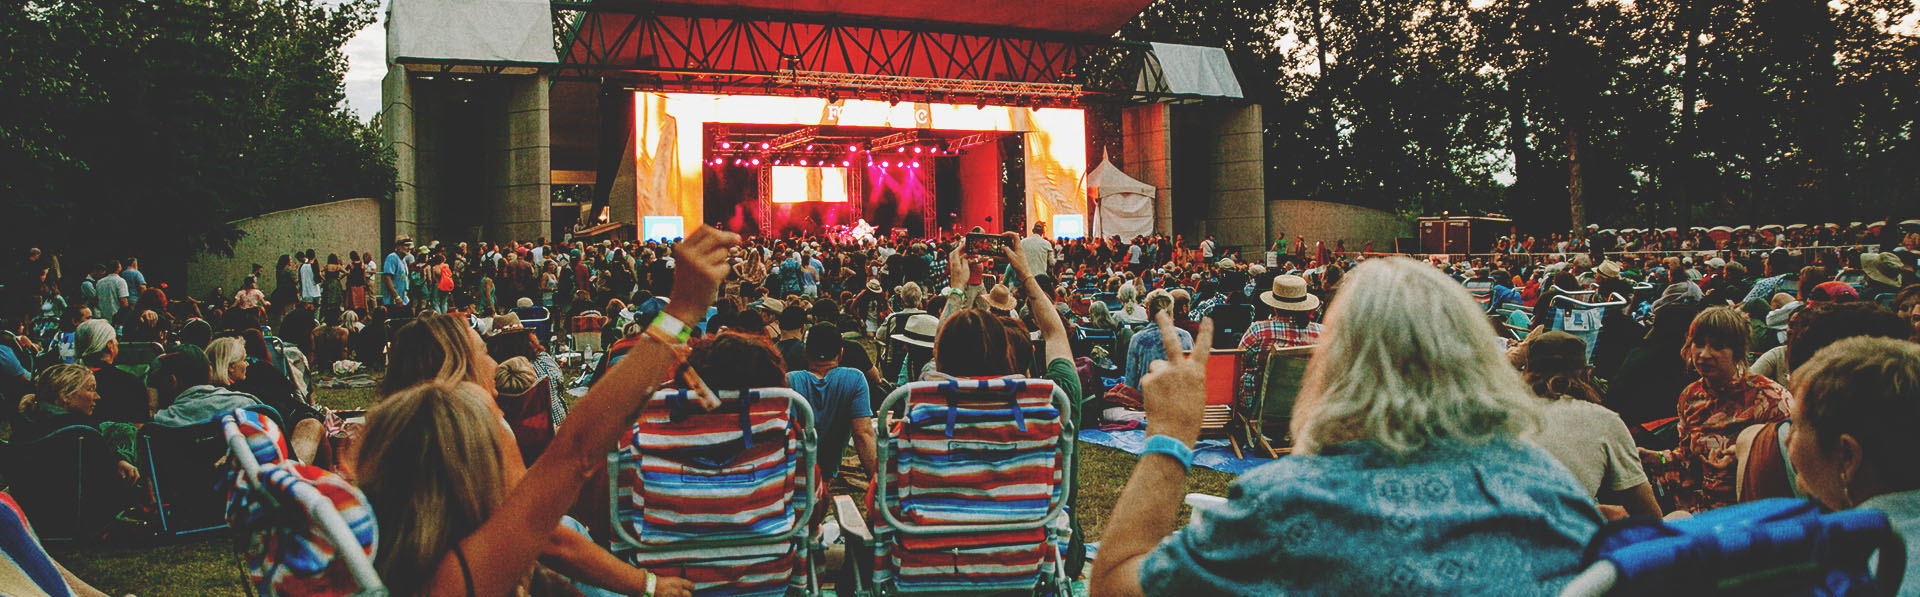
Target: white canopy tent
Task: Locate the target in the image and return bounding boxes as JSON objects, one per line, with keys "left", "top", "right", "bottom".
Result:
{"left": 1083, "top": 155, "right": 1156, "bottom": 240}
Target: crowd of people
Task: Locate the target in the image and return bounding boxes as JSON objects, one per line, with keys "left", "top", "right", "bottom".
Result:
{"left": 2, "top": 213, "right": 1919, "bottom": 594}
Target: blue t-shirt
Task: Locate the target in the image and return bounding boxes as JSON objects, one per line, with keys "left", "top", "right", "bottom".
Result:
{"left": 0, "top": 344, "right": 28, "bottom": 380}
{"left": 119, "top": 269, "right": 146, "bottom": 290}
{"left": 384, "top": 252, "right": 409, "bottom": 304}
{"left": 786, "top": 367, "right": 871, "bottom": 480}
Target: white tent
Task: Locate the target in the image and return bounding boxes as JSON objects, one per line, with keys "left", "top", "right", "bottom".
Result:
{"left": 1083, "top": 155, "right": 1156, "bottom": 240}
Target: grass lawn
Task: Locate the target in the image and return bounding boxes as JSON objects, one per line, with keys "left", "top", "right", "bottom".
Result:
{"left": 22, "top": 378, "right": 1243, "bottom": 595}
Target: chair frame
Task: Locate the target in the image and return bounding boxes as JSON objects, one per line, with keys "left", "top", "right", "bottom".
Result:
{"left": 138, "top": 404, "right": 279, "bottom": 537}
{"left": 0, "top": 425, "right": 125, "bottom": 543}
{"left": 220, "top": 408, "right": 385, "bottom": 595}
{"left": 1246, "top": 345, "right": 1313, "bottom": 459}
{"left": 861, "top": 378, "right": 1077, "bottom": 596}
{"left": 604, "top": 387, "right": 821, "bottom": 595}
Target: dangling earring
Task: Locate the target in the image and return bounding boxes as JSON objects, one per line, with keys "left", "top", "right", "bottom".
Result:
{"left": 1841, "top": 473, "right": 1853, "bottom": 509}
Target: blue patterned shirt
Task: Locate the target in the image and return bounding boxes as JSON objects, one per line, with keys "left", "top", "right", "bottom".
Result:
{"left": 1141, "top": 438, "right": 1602, "bottom": 595}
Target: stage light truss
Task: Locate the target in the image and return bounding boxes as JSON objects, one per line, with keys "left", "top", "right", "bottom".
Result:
{"left": 868, "top": 131, "right": 923, "bottom": 153}
{"left": 765, "top": 127, "right": 819, "bottom": 151}
{"left": 944, "top": 132, "right": 1000, "bottom": 152}
{"left": 775, "top": 70, "right": 1080, "bottom": 103}
{"left": 553, "top": 5, "right": 1163, "bottom": 100}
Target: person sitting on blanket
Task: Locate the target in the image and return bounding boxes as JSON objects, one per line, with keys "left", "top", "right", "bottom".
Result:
{"left": 1091, "top": 257, "right": 1602, "bottom": 596}
{"left": 356, "top": 225, "right": 736, "bottom": 597}
{"left": 786, "top": 322, "right": 876, "bottom": 497}
{"left": 1785, "top": 336, "right": 1920, "bottom": 589}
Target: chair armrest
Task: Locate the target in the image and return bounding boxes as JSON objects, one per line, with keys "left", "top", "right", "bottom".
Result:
{"left": 834, "top": 495, "right": 872, "bottom": 542}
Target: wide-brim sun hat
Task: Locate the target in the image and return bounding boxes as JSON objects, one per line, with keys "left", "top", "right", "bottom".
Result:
{"left": 984, "top": 284, "right": 1018, "bottom": 311}
{"left": 890, "top": 313, "right": 939, "bottom": 348}
{"left": 1865, "top": 252, "right": 1904, "bottom": 287}
{"left": 1259, "top": 274, "right": 1321, "bottom": 312}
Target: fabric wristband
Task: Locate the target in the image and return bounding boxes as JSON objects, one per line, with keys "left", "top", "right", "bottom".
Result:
{"left": 1142, "top": 434, "right": 1194, "bottom": 471}
{"left": 643, "top": 571, "right": 657, "bottom": 597}
{"left": 647, "top": 312, "right": 693, "bottom": 344}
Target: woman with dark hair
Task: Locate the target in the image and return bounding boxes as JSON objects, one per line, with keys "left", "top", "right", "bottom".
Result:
{"left": 1607, "top": 301, "right": 1705, "bottom": 427}
{"left": 1519, "top": 331, "right": 1661, "bottom": 518}
{"left": 271, "top": 254, "right": 298, "bottom": 316}
{"left": 346, "top": 250, "right": 368, "bottom": 312}
{"left": 321, "top": 253, "right": 346, "bottom": 314}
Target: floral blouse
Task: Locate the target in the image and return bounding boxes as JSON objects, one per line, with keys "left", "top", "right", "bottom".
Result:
{"left": 1641, "top": 372, "right": 1792, "bottom": 513}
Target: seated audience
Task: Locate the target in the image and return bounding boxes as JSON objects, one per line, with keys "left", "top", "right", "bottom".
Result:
{"left": 157, "top": 337, "right": 328, "bottom": 461}
{"left": 1091, "top": 257, "right": 1600, "bottom": 595}
{"left": 73, "top": 319, "right": 154, "bottom": 424}
{"left": 13, "top": 364, "right": 140, "bottom": 482}
{"left": 1124, "top": 290, "right": 1191, "bottom": 389}
{"left": 1519, "top": 331, "right": 1661, "bottom": 518}
{"left": 786, "top": 322, "right": 875, "bottom": 489}
{"left": 356, "top": 227, "right": 733, "bottom": 597}
{"left": 1785, "top": 337, "right": 1920, "bottom": 590}
{"left": 1236, "top": 274, "right": 1322, "bottom": 402}
{"left": 1638, "top": 305, "right": 1793, "bottom": 513}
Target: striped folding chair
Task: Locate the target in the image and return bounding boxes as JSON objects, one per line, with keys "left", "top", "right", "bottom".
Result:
{"left": 221, "top": 408, "right": 384, "bottom": 596}
{"left": 606, "top": 387, "right": 821, "bottom": 596}
{"left": 859, "top": 377, "right": 1076, "bottom": 596}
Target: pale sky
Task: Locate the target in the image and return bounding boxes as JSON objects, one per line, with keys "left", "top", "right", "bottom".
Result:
{"left": 340, "top": 0, "right": 386, "bottom": 122}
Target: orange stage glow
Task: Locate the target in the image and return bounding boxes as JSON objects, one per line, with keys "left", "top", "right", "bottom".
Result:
{"left": 632, "top": 92, "right": 1085, "bottom": 232}
{"left": 770, "top": 166, "right": 850, "bottom": 203}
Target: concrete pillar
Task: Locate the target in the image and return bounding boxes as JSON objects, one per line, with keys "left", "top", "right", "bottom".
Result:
{"left": 1204, "top": 103, "right": 1266, "bottom": 254}
{"left": 381, "top": 66, "right": 417, "bottom": 243}
{"left": 1121, "top": 104, "right": 1173, "bottom": 236}
{"left": 492, "top": 74, "right": 551, "bottom": 242}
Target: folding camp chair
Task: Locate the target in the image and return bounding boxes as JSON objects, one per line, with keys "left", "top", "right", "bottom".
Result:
{"left": 850, "top": 378, "right": 1076, "bottom": 596}
{"left": 116, "top": 341, "right": 164, "bottom": 369}
{"left": 606, "top": 387, "right": 821, "bottom": 596}
{"left": 1196, "top": 349, "right": 1245, "bottom": 458}
{"left": 1249, "top": 345, "right": 1313, "bottom": 459}
{"left": 1560, "top": 498, "right": 1904, "bottom": 596}
{"left": 1464, "top": 279, "right": 1495, "bottom": 309}
{"left": 1551, "top": 291, "right": 1627, "bottom": 361}
{"left": 0, "top": 491, "right": 73, "bottom": 597}
{"left": 496, "top": 377, "right": 555, "bottom": 466}
{"left": 138, "top": 404, "right": 280, "bottom": 537}
{"left": 1093, "top": 292, "right": 1120, "bottom": 311}
{"left": 570, "top": 311, "right": 609, "bottom": 357}
{"left": 0, "top": 425, "right": 134, "bottom": 543}
{"left": 220, "top": 408, "right": 384, "bottom": 596}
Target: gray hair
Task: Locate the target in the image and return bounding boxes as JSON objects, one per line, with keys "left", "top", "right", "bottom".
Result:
{"left": 1292, "top": 257, "right": 1539, "bottom": 458}
{"left": 898, "top": 282, "right": 925, "bottom": 308}
{"left": 207, "top": 337, "right": 247, "bottom": 386}
{"left": 74, "top": 319, "right": 116, "bottom": 360}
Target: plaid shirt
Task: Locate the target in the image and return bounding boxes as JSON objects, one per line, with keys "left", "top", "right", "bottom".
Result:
{"left": 1188, "top": 293, "right": 1228, "bottom": 320}
{"left": 1235, "top": 318, "right": 1322, "bottom": 402}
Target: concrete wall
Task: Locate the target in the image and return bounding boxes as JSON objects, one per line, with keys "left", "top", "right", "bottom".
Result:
{"left": 1265, "top": 199, "right": 1413, "bottom": 253}
{"left": 384, "top": 70, "right": 551, "bottom": 246}
{"left": 185, "top": 199, "right": 382, "bottom": 300}
{"left": 1122, "top": 104, "right": 1173, "bottom": 235}
{"left": 1193, "top": 103, "right": 1265, "bottom": 254}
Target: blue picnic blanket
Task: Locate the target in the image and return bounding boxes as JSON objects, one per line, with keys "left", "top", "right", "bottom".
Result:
{"left": 1077, "top": 428, "right": 1276, "bottom": 475}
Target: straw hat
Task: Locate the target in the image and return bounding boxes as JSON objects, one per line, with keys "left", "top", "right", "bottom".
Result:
{"left": 983, "top": 284, "right": 1018, "bottom": 311}
{"left": 889, "top": 313, "right": 939, "bottom": 348}
{"left": 866, "top": 278, "right": 883, "bottom": 293}
{"left": 1865, "top": 252, "right": 1904, "bottom": 287}
{"left": 1258, "top": 275, "right": 1321, "bottom": 312}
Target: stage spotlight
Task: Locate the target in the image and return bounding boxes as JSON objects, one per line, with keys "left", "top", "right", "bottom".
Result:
{"left": 761, "top": 143, "right": 770, "bottom": 150}
{"left": 848, "top": 144, "right": 858, "bottom": 152}
{"left": 806, "top": 144, "right": 815, "bottom": 151}
{"left": 826, "top": 91, "right": 840, "bottom": 104}
{"left": 881, "top": 161, "right": 891, "bottom": 168}
{"left": 720, "top": 142, "right": 730, "bottom": 149}
{"left": 799, "top": 159, "right": 809, "bottom": 166}
{"left": 751, "top": 158, "right": 761, "bottom": 166}
{"left": 773, "top": 159, "right": 782, "bottom": 165}
{"left": 913, "top": 147, "right": 922, "bottom": 154}
{"left": 841, "top": 160, "right": 851, "bottom": 167}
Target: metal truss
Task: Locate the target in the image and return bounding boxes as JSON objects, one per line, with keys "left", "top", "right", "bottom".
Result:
{"left": 551, "top": 3, "right": 1169, "bottom": 102}
{"left": 867, "top": 131, "right": 922, "bottom": 153}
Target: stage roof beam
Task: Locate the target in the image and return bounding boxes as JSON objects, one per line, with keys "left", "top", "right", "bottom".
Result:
{"left": 868, "top": 131, "right": 922, "bottom": 153}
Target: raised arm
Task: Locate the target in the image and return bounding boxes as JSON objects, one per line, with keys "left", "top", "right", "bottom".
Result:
{"left": 1004, "top": 233, "right": 1071, "bottom": 364}
{"left": 1088, "top": 313, "right": 1214, "bottom": 597}
{"left": 427, "top": 227, "right": 738, "bottom": 597}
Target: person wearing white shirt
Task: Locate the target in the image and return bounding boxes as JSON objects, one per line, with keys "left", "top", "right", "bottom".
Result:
{"left": 298, "top": 251, "right": 322, "bottom": 303}
{"left": 1021, "top": 223, "right": 1055, "bottom": 276}
{"left": 1200, "top": 235, "right": 1216, "bottom": 260}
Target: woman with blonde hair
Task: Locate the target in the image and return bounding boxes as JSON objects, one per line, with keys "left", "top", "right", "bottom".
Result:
{"left": 14, "top": 364, "right": 139, "bottom": 482}
{"left": 354, "top": 227, "right": 740, "bottom": 597}
{"left": 1093, "top": 257, "right": 1600, "bottom": 596}
{"left": 1638, "top": 305, "right": 1792, "bottom": 513}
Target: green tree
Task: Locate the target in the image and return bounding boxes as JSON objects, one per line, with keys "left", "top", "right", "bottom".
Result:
{"left": 0, "top": 0, "right": 392, "bottom": 281}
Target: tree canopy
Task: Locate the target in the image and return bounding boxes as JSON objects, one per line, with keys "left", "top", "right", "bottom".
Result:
{"left": 1108, "top": 0, "right": 1920, "bottom": 231}
{"left": 1, "top": 0, "right": 392, "bottom": 273}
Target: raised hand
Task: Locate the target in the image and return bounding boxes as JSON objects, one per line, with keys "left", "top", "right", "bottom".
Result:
{"left": 665, "top": 226, "right": 742, "bottom": 325}
{"left": 1139, "top": 312, "right": 1214, "bottom": 445}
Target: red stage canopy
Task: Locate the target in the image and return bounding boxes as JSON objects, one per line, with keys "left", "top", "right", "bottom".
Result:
{"left": 645, "top": 0, "right": 1156, "bottom": 39}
